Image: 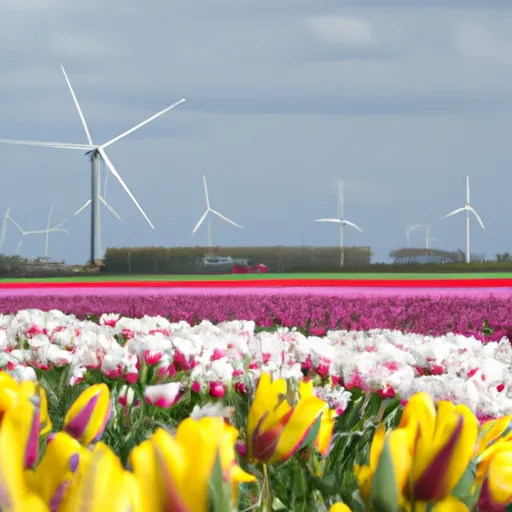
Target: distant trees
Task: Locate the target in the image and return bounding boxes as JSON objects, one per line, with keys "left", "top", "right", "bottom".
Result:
{"left": 496, "top": 252, "right": 512, "bottom": 262}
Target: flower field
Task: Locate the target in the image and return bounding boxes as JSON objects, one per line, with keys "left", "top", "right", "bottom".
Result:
{"left": 1, "top": 289, "right": 512, "bottom": 510}
{"left": 0, "top": 293, "right": 511, "bottom": 340}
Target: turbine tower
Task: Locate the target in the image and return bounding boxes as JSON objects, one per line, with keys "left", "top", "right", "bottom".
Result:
{"left": 441, "top": 176, "right": 484, "bottom": 263}
{"left": 74, "top": 160, "right": 121, "bottom": 255}
{"left": 315, "top": 181, "right": 363, "bottom": 268}
{"left": 191, "top": 175, "right": 243, "bottom": 248}
{"left": 0, "top": 64, "right": 186, "bottom": 265}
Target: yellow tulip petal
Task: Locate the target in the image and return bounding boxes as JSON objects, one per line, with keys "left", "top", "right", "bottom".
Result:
{"left": 69, "top": 442, "right": 133, "bottom": 511}
{"left": 316, "top": 408, "right": 337, "bottom": 456}
{"left": 270, "top": 396, "right": 327, "bottom": 464}
{"left": 247, "top": 374, "right": 286, "bottom": 440}
{"left": 63, "top": 383, "right": 110, "bottom": 445}
{"left": 330, "top": 503, "right": 352, "bottom": 512}
{"left": 413, "top": 405, "right": 478, "bottom": 501}
{"left": 487, "top": 445, "right": 512, "bottom": 506}
{"left": 176, "top": 417, "right": 223, "bottom": 510}
{"left": 29, "top": 432, "right": 89, "bottom": 509}
{"left": 0, "top": 409, "right": 26, "bottom": 507}
{"left": 129, "top": 439, "right": 163, "bottom": 512}
{"left": 38, "top": 386, "right": 52, "bottom": 436}
{"left": 415, "top": 496, "right": 469, "bottom": 511}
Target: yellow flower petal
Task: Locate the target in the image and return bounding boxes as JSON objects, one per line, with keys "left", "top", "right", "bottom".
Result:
{"left": 269, "top": 396, "right": 327, "bottom": 463}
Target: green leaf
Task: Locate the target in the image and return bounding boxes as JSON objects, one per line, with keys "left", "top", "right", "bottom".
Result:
{"left": 452, "top": 460, "right": 477, "bottom": 500}
{"left": 370, "top": 434, "right": 399, "bottom": 512}
{"left": 298, "top": 414, "right": 323, "bottom": 452}
{"left": 208, "top": 450, "right": 233, "bottom": 512}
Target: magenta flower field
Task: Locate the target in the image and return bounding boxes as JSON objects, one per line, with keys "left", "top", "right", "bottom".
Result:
{"left": 0, "top": 292, "right": 510, "bottom": 340}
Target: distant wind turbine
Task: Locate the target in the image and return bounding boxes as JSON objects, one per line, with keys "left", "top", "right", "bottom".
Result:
{"left": 0, "top": 207, "right": 24, "bottom": 251}
{"left": 441, "top": 176, "right": 484, "bottom": 263}
{"left": 315, "top": 181, "right": 363, "bottom": 268}
{"left": 0, "top": 205, "right": 67, "bottom": 257}
{"left": 21, "top": 204, "right": 69, "bottom": 258}
{"left": 191, "top": 175, "right": 243, "bottom": 248}
{"left": 0, "top": 63, "right": 186, "bottom": 264}
{"left": 407, "top": 224, "right": 434, "bottom": 249}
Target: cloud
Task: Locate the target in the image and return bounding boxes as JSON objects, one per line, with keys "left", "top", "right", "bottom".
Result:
{"left": 305, "top": 16, "right": 375, "bottom": 47}
{"left": 454, "top": 21, "right": 512, "bottom": 66}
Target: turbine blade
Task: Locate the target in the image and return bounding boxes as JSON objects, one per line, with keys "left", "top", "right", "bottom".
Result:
{"left": 468, "top": 206, "right": 485, "bottom": 229}
{"left": 342, "top": 219, "right": 363, "bottom": 232}
{"left": 192, "top": 210, "right": 209, "bottom": 234}
{"left": 0, "top": 208, "right": 10, "bottom": 250}
{"left": 98, "top": 147, "right": 154, "bottom": 229}
{"left": 60, "top": 63, "right": 93, "bottom": 145}
{"left": 0, "top": 139, "right": 93, "bottom": 150}
{"left": 441, "top": 207, "right": 466, "bottom": 220}
{"left": 74, "top": 199, "right": 92, "bottom": 216}
{"left": 315, "top": 218, "right": 341, "bottom": 223}
{"left": 203, "top": 175, "right": 210, "bottom": 209}
{"left": 100, "top": 196, "right": 122, "bottom": 220}
{"left": 8, "top": 217, "right": 25, "bottom": 235}
{"left": 466, "top": 176, "right": 470, "bottom": 204}
{"left": 210, "top": 209, "right": 243, "bottom": 228}
{"left": 100, "top": 98, "right": 186, "bottom": 149}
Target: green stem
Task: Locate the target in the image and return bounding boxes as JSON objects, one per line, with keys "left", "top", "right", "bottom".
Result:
{"left": 262, "top": 463, "right": 273, "bottom": 512}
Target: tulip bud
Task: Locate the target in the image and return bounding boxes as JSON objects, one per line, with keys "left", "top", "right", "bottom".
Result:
{"left": 63, "top": 383, "right": 111, "bottom": 446}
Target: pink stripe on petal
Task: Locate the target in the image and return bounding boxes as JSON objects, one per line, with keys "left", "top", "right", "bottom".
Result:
{"left": 65, "top": 393, "right": 100, "bottom": 441}
{"left": 24, "top": 410, "right": 41, "bottom": 469}
{"left": 413, "top": 415, "right": 464, "bottom": 501}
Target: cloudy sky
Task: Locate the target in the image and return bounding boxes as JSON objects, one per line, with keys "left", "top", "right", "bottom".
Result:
{"left": 0, "top": 0, "right": 511, "bottom": 264}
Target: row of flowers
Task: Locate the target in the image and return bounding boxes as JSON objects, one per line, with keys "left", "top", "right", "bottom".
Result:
{"left": 1, "top": 310, "right": 512, "bottom": 419}
{"left": 2, "top": 366, "right": 512, "bottom": 511}
{"left": 0, "top": 294, "right": 509, "bottom": 338}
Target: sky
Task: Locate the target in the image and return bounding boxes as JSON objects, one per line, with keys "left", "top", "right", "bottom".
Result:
{"left": 1, "top": 0, "right": 511, "bottom": 264}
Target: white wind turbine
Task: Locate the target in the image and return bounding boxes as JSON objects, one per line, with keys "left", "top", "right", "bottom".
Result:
{"left": 0, "top": 63, "right": 186, "bottom": 264}
{"left": 0, "top": 205, "right": 68, "bottom": 257}
{"left": 441, "top": 176, "right": 484, "bottom": 264}
{"left": 406, "top": 224, "right": 434, "bottom": 249}
{"left": 191, "top": 175, "right": 243, "bottom": 248}
{"left": 315, "top": 181, "right": 363, "bottom": 268}
{"left": 20, "top": 204, "right": 69, "bottom": 258}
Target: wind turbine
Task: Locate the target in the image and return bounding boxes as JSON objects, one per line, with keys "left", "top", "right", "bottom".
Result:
{"left": 20, "top": 204, "right": 69, "bottom": 258}
{"left": 441, "top": 176, "right": 484, "bottom": 264}
{"left": 315, "top": 181, "right": 363, "bottom": 268}
{"left": 0, "top": 64, "right": 186, "bottom": 264}
{"left": 191, "top": 175, "right": 243, "bottom": 248}
{"left": 0, "top": 206, "right": 67, "bottom": 257}
{"left": 406, "top": 224, "right": 434, "bottom": 249}
{"left": 0, "top": 207, "right": 24, "bottom": 251}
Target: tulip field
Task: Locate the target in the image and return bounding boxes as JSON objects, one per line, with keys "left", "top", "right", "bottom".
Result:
{"left": 1, "top": 278, "right": 512, "bottom": 510}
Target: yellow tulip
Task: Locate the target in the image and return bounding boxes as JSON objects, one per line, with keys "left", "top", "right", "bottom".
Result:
{"left": 299, "top": 380, "right": 337, "bottom": 456}
{"left": 24, "top": 432, "right": 91, "bottom": 511}
{"left": 247, "top": 373, "right": 330, "bottom": 464}
{"left": 131, "top": 417, "right": 255, "bottom": 511}
{"left": 67, "top": 442, "right": 137, "bottom": 511}
{"left": 476, "top": 441, "right": 512, "bottom": 510}
{"left": 63, "top": 383, "right": 111, "bottom": 446}
{"left": 398, "top": 393, "right": 478, "bottom": 502}
{"left": 0, "top": 372, "right": 50, "bottom": 464}
{"left": 0, "top": 407, "right": 50, "bottom": 511}
{"left": 39, "top": 387, "right": 52, "bottom": 436}
{"left": 330, "top": 503, "right": 352, "bottom": 512}
{"left": 354, "top": 424, "right": 411, "bottom": 508}
{"left": 412, "top": 496, "right": 469, "bottom": 511}
{"left": 474, "top": 415, "right": 512, "bottom": 460}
